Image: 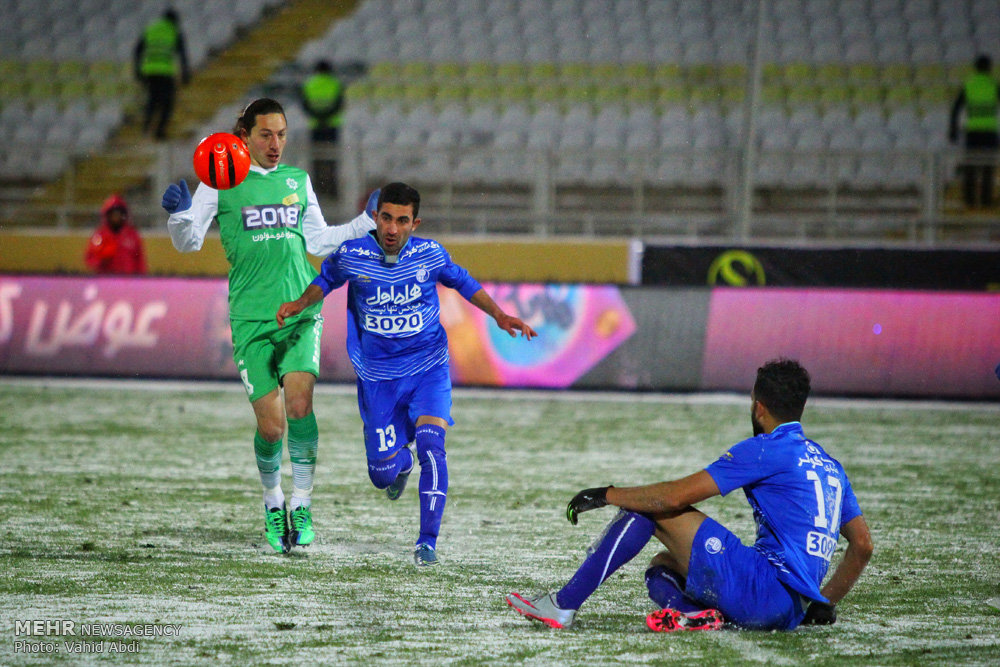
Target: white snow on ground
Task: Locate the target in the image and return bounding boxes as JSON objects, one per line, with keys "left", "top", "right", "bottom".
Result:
{"left": 1, "top": 376, "right": 998, "bottom": 664}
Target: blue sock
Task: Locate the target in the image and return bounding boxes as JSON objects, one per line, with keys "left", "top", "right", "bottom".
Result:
{"left": 645, "top": 565, "right": 705, "bottom": 614}
{"left": 415, "top": 425, "right": 447, "bottom": 550}
{"left": 397, "top": 444, "right": 414, "bottom": 475}
{"left": 367, "top": 446, "right": 412, "bottom": 488}
{"left": 556, "top": 511, "right": 655, "bottom": 610}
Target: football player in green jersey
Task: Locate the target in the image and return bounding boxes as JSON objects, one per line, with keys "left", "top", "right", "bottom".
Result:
{"left": 162, "top": 98, "right": 376, "bottom": 553}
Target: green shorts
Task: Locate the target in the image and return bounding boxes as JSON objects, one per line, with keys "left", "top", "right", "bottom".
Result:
{"left": 231, "top": 314, "right": 323, "bottom": 402}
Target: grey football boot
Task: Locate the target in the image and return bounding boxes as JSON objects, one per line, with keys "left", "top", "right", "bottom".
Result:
{"left": 505, "top": 591, "right": 576, "bottom": 629}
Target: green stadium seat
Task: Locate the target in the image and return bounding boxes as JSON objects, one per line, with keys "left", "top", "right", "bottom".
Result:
{"left": 368, "top": 61, "right": 399, "bottom": 84}
{"left": 783, "top": 62, "right": 816, "bottom": 85}
{"left": 912, "top": 63, "right": 947, "bottom": 87}
{"left": 557, "top": 62, "right": 590, "bottom": 84}
{"left": 431, "top": 61, "right": 463, "bottom": 83}
{"left": 529, "top": 62, "right": 558, "bottom": 82}
{"left": 880, "top": 63, "right": 914, "bottom": 86}
{"left": 464, "top": 61, "right": 497, "bottom": 83}
{"left": 786, "top": 83, "right": 822, "bottom": 108}
{"left": 496, "top": 62, "right": 528, "bottom": 83}
{"left": 884, "top": 84, "right": 917, "bottom": 108}
{"left": 814, "top": 63, "right": 848, "bottom": 87}
{"left": 818, "top": 84, "right": 851, "bottom": 109}
{"left": 562, "top": 81, "right": 596, "bottom": 107}
{"left": 621, "top": 62, "right": 653, "bottom": 85}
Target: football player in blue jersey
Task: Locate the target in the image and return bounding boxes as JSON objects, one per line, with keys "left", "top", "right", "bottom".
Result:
{"left": 506, "top": 359, "right": 872, "bottom": 632}
{"left": 277, "top": 182, "right": 536, "bottom": 566}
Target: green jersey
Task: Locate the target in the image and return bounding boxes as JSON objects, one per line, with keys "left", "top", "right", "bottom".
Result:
{"left": 166, "top": 164, "right": 375, "bottom": 322}
{"left": 216, "top": 165, "right": 317, "bottom": 321}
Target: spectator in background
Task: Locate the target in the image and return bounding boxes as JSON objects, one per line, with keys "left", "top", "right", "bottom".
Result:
{"left": 134, "top": 8, "right": 191, "bottom": 141}
{"left": 949, "top": 54, "right": 999, "bottom": 208}
{"left": 300, "top": 60, "right": 345, "bottom": 196}
{"left": 85, "top": 194, "right": 147, "bottom": 275}
{"left": 300, "top": 60, "right": 345, "bottom": 144}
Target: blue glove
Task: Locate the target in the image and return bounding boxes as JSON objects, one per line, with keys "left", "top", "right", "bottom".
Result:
{"left": 364, "top": 188, "right": 381, "bottom": 217}
{"left": 161, "top": 179, "right": 192, "bottom": 214}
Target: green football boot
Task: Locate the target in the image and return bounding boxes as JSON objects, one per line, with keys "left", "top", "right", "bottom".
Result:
{"left": 264, "top": 503, "right": 290, "bottom": 554}
{"left": 290, "top": 504, "right": 315, "bottom": 547}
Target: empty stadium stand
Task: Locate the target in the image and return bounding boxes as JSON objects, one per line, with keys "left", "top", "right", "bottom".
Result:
{"left": 1, "top": 0, "right": 998, "bottom": 243}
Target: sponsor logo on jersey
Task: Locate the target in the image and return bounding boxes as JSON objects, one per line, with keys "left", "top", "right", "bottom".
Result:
{"left": 402, "top": 240, "right": 436, "bottom": 260}
{"left": 242, "top": 204, "right": 300, "bottom": 230}
{"left": 286, "top": 178, "right": 298, "bottom": 190}
{"left": 366, "top": 284, "right": 422, "bottom": 307}
{"left": 797, "top": 444, "right": 838, "bottom": 474}
{"left": 345, "top": 246, "right": 382, "bottom": 259}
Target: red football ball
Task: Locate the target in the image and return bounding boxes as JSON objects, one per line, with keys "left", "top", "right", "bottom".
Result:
{"left": 193, "top": 132, "right": 251, "bottom": 190}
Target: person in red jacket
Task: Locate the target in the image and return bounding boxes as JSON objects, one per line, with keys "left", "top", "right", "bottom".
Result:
{"left": 84, "top": 194, "right": 148, "bottom": 274}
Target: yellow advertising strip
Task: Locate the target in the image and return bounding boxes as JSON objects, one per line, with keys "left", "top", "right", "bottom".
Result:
{"left": 0, "top": 232, "right": 634, "bottom": 284}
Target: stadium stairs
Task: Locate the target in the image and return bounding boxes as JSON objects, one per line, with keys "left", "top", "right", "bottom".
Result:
{"left": 20, "top": 0, "right": 358, "bottom": 227}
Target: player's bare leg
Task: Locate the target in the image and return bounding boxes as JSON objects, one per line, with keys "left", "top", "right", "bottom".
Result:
{"left": 651, "top": 507, "right": 708, "bottom": 577}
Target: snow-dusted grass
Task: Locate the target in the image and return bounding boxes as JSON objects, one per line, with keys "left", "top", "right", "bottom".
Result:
{"left": 2, "top": 378, "right": 998, "bottom": 665}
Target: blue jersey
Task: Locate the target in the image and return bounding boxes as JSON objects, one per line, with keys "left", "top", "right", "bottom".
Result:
{"left": 312, "top": 232, "right": 482, "bottom": 381}
{"left": 704, "top": 422, "right": 862, "bottom": 603}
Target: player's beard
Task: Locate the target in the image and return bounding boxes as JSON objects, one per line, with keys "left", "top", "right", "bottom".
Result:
{"left": 751, "top": 407, "right": 764, "bottom": 436}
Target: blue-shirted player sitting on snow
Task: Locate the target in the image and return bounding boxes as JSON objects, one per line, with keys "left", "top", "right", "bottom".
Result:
{"left": 507, "top": 358, "right": 873, "bottom": 632}
{"left": 277, "top": 182, "right": 536, "bottom": 566}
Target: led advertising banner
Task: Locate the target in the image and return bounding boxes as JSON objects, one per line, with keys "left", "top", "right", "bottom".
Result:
{"left": 0, "top": 276, "right": 636, "bottom": 389}
{"left": 641, "top": 245, "right": 1000, "bottom": 291}
{"left": 3, "top": 276, "right": 998, "bottom": 398}
{"left": 701, "top": 288, "right": 1000, "bottom": 398}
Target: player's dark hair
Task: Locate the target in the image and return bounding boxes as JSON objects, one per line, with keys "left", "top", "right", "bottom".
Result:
{"left": 234, "top": 98, "right": 285, "bottom": 136}
{"left": 377, "top": 182, "right": 420, "bottom": 218}
{"left": 753, "top": 358, "right": 810, "bottom": 423}
{"left": 974, "top": 54, "right": 992, "bottom": 72}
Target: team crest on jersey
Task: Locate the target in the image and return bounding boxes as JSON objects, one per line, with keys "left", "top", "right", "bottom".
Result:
{"left": 286, "top": 177, "right": 298, "bottom": 190}
{"left": 416, "top": 267, "right": 430, "bottom": 283}
{"left": 704, "top": 537, "right": 723, "bottom": 554}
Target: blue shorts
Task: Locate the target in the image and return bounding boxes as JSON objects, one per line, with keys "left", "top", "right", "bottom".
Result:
{"left": 356, "top": 363, "right": 454, "bottom": 460}
{"left": 685, "top": 517, "right": 808, "bottom": 631}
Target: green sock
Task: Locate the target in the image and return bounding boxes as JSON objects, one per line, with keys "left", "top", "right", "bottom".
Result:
{"left": 287, "top": 413, "right": 318, "bottom": 508}
{"left": 253, "top": 430, "right": 282, "bottom": 492}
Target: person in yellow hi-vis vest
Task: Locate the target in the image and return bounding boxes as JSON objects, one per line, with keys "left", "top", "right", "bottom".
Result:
{"left": 300, "top": 60, "right": 344, "bottom": 144}
{"left": 949, "top": 54, "right": 999, "bottom": 208}
{"left": 133, "top": 9, "right": 191, "bottom": 140}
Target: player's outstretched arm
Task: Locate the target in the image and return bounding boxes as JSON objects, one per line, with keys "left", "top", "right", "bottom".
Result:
{"left": 567, "top": 472, "right": 720, "bottom": 525}
{"left": 468, "top": 289, "right": 537, "bottom": 339}
{"left": 276, "top": 284, "right": 325, "bottom": 328}
{"left": 301, "top": 181, "right": 377, "bottom": 256}
{"left": 606, "top": 471, "right": 720, "bottom": 516}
